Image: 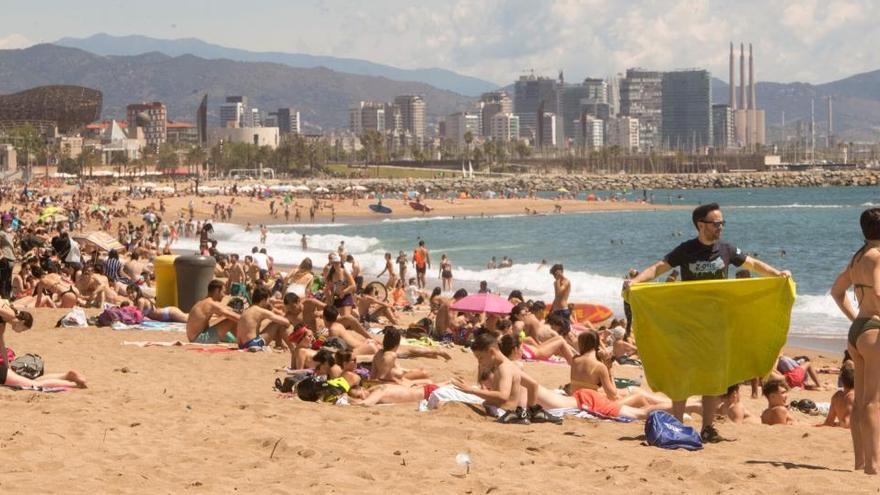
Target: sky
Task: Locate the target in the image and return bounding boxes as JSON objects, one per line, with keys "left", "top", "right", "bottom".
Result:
{"left": 0, "top": 0, "right": 877, "bottom": 85}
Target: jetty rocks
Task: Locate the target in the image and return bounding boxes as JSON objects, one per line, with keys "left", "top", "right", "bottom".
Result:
{"left": 315, "top": 169, "right": 880, "bottom": 193}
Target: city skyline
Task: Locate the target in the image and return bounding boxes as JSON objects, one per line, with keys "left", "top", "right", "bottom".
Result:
{"left": 0, "top": 0, "right": 877, "bottom": 86}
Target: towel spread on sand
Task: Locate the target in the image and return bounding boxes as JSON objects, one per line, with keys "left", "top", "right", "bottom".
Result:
{"left": 627, "top": 277, "right": 796, "bottom": 401}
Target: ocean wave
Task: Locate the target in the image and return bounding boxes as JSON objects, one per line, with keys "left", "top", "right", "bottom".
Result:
{"left": 380, "top": 216, "right": 455, "bottom": 224}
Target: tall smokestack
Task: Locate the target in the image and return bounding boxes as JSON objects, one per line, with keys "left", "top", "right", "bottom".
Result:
{"left": 749, "top": 43, "right": 756, "bottom": 110}
{"left": 739, "top": 43, "right": 745, "bottom": 112}
{"left": 729, "top": 42, "right": 736, "bottom": 110}
{"left": 827, "top": 96, "right": 833, "bottom": 148}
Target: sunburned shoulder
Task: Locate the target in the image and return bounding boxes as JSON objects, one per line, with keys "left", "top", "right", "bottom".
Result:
{"left": 761, "top": 406, "right": 792, "bottom": 425}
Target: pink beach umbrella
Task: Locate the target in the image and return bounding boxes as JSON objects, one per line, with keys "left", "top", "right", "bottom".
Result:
{"left": 450, "top": 293, "right": 514, "bottom": 315}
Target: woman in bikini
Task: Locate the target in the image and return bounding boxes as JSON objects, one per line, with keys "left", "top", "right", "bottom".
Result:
{"left": 126, "top": 284, "right": 188, "bottom": 323}
{"left": 32, "top": 265, "right": 80, "bottom": 308}
{"left": 324, "top": 253, "right": 356, "bottom": 318}
{"left": 499, "top": 331, "right": 576, "bottom": 365}
{"left": 439, "top": 254, "right": 453, "bottom": 292}
{"left": 831, "top": 207, "right": 880, "bottom": 474}
{"left": 284, "top": 258, "right": 314, "bottom": 298}
{"left": 569, "top": 329, "right": 667, "bottom": 408}
{"left": 0, "top": 301, "right": 87, "bottom": 389}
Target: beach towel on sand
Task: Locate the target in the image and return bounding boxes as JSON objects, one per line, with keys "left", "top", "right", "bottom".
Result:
{"left": 627, "top": 277, "right": 795, "bottom": 401}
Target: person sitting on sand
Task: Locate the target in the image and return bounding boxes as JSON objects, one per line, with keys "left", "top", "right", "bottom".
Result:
{"left": 434, "top": 289, "right": 468, "bottom": 339}
{"left": 511, "top": 302, "right": 559, "bottom": 344}
{"left": 769, "top": 354, "right": 824, "bottom": 390}
{"left": 761, "top": 380, "right": 797, "bottom": 425}
{"left": 76, "top": 265, "right": 124, "bottom": 307}
{"left": 719, "top": 384, "right": 756, "bottom": 424}
{"left": 288, "top": 326, "right": 317, "bottom": 370}
{"left": 186, "top": 280, "right": 241, "bottom": 343}
{"left": 126, "top": 284, "right": 187, "bottom": 323}
{"left": 323, "top": 305, "right": 380, "bottom": 355}
{"left": 389, "top": 279, "right": 410, "bottom": 310}
{"left": 284, "top": 258, "right": 314, "bottom": 298}
{"left": 822, "top": 363, "right": 855, "bottom": 428}
{"left": 236, "top": 287, "right": 294, "bottom": 350}
{"left": 371, "top": 327, "right": 451, "bottom": 383}
{"left": 356, "top": 285, "right": 399, "bottom": 325}
{"left": 452, "top": 333, "right": 560, "bottom": 424}
{"left": 0, "top": 301, "right": 87, "bottom": 389}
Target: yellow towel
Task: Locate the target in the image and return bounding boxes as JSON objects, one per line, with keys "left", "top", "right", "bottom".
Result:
{"left": 627, "top": 277, "right": 796, "bottom": 401}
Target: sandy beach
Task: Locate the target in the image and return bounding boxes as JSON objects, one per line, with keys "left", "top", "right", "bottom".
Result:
{"left": 0, "top": 305, "right": 860, "bottom": 494}
{"left": 0, "top": 182, "right": 863, "bottom": 494}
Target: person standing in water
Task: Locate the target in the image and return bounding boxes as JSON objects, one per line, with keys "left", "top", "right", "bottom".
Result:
{"left": 413, "top": 240, "right": 431, "bottom": 289}
{"left": 625, "top": 202, "right": 790, "bottom": 443}
{"left": 832, "top": 208, "right": 880, "bottom": 474}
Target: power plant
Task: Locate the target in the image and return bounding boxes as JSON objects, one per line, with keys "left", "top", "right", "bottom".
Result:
{"left": 728, "top": 42, "right": 765, "bottom": 149}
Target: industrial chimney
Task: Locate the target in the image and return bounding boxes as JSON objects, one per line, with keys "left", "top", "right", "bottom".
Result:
{"left": 739, "top": 43, "right": 745, "bottom": 112}
{"left": 729, "top": 42, "right": 736, "bottom": 110}
{"left": 748, "top": 43, "right": 756, "bottom": 110}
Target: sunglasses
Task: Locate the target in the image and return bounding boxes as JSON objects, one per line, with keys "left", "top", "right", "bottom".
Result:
{"left": 699, "top": 220, "right": 726, "bottom": 228}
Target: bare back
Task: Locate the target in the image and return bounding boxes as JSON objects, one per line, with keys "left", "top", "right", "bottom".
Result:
{"left": 850, "top": 248, "right": 880, "bottom": 318}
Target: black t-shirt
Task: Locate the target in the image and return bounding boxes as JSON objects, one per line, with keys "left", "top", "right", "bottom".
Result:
{"left": 663, "top": 238, "right": 747, "bottom": 281}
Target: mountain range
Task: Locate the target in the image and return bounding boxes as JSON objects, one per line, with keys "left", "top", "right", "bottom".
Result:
{"left": 56, "top": 33, "right": 499, "bottom": 97}
{"left": 0, "top": 44, "right": 475, "bottom": 131}
{"left": 3, "top": 34, "right": 880, "bottom": 141}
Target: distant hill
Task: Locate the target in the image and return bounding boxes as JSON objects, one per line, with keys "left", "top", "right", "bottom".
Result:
{"left": 712, "top": 71, "right": 880, "bottom": 141}
{"left": 0, "top": 44, "right": 476, "bottom": 131}
{"left": 56, "top": 33, "right": 500, "bottom": 97}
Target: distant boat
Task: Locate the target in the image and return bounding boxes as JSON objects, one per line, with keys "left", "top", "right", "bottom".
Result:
{"left": 369, "top": 204, "right": 392, "bottom": 214}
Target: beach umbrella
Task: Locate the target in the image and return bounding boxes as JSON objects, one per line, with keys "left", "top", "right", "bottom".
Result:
{"left": 313, "top": 186, "right": 330, "bottom": 193}
{"left": 352, "top": 185, "right": 368, "bottom": 192}
{"left": 293, "top": 184, "right": 311, "bottom": 192}
{"left": 450, "top": 293, "right": 514, "bottom": 315}
{"left": 557, "top": 187, "right": 569, "bottom": 193}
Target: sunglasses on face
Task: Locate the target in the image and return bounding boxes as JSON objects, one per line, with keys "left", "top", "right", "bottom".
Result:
{"left": 699, "top": 220, "right": 726, "bottom": 228}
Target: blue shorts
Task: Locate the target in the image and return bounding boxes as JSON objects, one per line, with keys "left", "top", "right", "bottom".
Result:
{"left": 552, "top": 308, "right": 572, "bottom": 334}
{"left": 239, "top": 336, "right": 266, "bottom": 350}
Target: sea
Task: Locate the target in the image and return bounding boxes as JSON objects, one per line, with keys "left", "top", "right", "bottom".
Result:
{"left": 177, "top": 186, "right": 880, "bottom": 354}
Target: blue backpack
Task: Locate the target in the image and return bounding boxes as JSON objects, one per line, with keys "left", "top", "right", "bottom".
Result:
{"left": 645, "top": 411, "right": 703, "bottom": 450}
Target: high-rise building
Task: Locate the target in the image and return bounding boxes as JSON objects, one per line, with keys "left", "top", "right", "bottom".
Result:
{"left": 219, "top": 101, "right": 244, "bottom": 128}
{"left": 349, "top": 101, "right": 386, "bottom": 135}
{"left": 606, "top": 116, "right": 639, "bottom": 152}
{"left": 513, "top": 74, "right": 557, "bottom": 141}
{"left": 274, "top": 108, "right": 301, "bottom": 134}
{"left": 479, "top": 92, "right": 512, "bottom": 137}
{"left": 394, "top": 95, "right": 426, "bottom": 146}
{"left": 490, "top": 113, "right": 519, "bottom": 142}
{"left": 196, "top": 94, "right": 208, "bottom": 147}
{"left": 607, "top": 75, "right": 621, "bottom": 117}
{"left": 126, "top": 101, "right": 166, "bottom": 151}
{"left": 712, "top": 104, "right": 734, "bottom": 149}
{"left": 583, "top": 78, "right": 608, "bottom": 105}
{"left": 661, "top": 70, "right": 712, "bottom": 151}
{"left": 619, "top": 69, "right": 663, "bottom": 151}
{"left": 579, "top": 116, "right": 604, "bottom": 149}
{"left": 445, "top": 112, "right": 480, "bottom": 151}
{"left": 538, "top": 113, "right": 557, "bottom": 147}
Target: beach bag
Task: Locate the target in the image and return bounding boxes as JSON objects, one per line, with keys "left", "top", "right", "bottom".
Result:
{"left": 97, "top": 306, "right": 144, "bottom": 327}
{"left": 645, "top": 411, "right": 702, "bottom": 451}
{"left": 11, "top": 353, "right": 44, "bottom": 380}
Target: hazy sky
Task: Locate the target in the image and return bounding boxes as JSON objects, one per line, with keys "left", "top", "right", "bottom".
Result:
{"left": 0, "top": 0, "right": 876, "bottom": 85}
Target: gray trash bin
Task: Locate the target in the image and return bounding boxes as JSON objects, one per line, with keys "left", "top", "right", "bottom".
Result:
{"left": 174, "top": 255, "right": 217, "bottom": 312}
